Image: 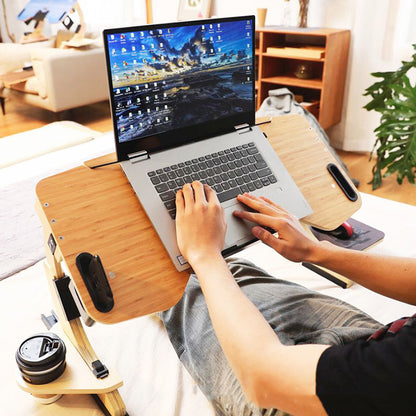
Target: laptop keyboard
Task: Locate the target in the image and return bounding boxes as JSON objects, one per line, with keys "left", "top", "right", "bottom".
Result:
{"left": 147, "top": 142, "right": 277, "bottom": 219}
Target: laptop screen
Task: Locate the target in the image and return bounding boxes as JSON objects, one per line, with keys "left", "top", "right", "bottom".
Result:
{"left": 103, "top": 15, "right": 255, "bottom": 159}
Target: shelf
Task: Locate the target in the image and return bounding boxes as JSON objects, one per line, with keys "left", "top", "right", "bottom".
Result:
{"left": 258, "top": 27, "right": 349, "bottom": 36}
{"left": 255, "top": 27, "right": 350, "bottom": 129}
{"left": 263, "top": 52, "right": 324, "bottom": 62}
{"left": 262, "top": 75, "right": 323, "bottom": 90}
{"left": 265, "top": 46, "right": 325, "bottom": 60}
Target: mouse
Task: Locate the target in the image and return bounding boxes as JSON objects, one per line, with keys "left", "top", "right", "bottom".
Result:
{"left": 312, "top": 221, "right": 354, "bottom": 240}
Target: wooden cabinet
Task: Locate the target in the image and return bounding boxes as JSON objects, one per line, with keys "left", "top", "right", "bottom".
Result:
{"left": 255, "top": 27, "right": 350, "bottom": 129}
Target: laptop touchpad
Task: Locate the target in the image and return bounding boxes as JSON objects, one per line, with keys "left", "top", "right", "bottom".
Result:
{"left": 224, "top": 203, "right": 254, "bottom": 246}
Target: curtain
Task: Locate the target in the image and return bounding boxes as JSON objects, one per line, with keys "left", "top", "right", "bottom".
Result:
{"left": 78, "top": 0, "right": 147, "bottom": 33}
{"left": 319, "top": 0, "right": 416, "bottom": 151}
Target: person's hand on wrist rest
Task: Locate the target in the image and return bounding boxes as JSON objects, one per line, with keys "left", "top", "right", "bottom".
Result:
{"left": 234, "top": 193, "right": 321, "bottom": 263}
{"left": 175, "top": 181, "right": 227, "bottom": 266}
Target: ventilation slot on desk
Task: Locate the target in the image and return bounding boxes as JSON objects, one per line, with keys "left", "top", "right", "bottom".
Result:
{"left": 327, "top": 163, "right": 358, "bottom": 201}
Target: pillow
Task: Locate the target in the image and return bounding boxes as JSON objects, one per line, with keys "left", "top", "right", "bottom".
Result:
{"left": 0, "top": 121, "right": 98, "bottom": 168}
{"left": 31, "top": 57, "right": 47, "bottom": 98}
{"left": 9, "top": 76, "right": 45, "bottom": 97}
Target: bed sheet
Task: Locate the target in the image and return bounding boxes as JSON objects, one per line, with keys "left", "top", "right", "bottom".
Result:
{"left": 1, "top": 193, "right": 415, "bottom": 415}
{"left": 0, "top": 131, "right": 115, "bottom": 280}
{"left": 0, "top": 260, "right": 213, "bottom": 416}
{"left": 1, "top": 121, "right": 415, "bottom": 414}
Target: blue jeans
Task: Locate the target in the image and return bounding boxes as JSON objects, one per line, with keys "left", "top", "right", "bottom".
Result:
{"left": 161, "top": 258, "right": 382, "bottom": 416}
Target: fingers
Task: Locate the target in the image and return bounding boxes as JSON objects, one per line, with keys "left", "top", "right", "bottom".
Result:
{"left": 175, "top": 189, "right": 185, "bottom": 213}
{"left": 234, "top": 209, "right": 282, "bottom": 230}
{"left": 259, "top": 196, "right": 288, "bottom": 213}
{"left": 237, "top": 193, "right": 286, "bottom": 216}
{"left": 252, "top": 226, "right": 283, "bottom": 252}
{"left": 181, "top": 182, "right": 193, "bottom": 206}
{"left": 192, "top": 181, "right": 207, "bottom": 205}
{"left": 180, "top": 181, "right": 217, "bottom": 209}
{"left": 203, "top": 183, "right": 220, "bottom": 205}
{"left": 181, "top": 187, "right": 281, "bottom": 218}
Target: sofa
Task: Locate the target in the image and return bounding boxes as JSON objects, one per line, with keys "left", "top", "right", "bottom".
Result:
{"left": 0, "top": 39, "right": 55, "bottom": 75}
{"left": 0, "top": 41, "right": 109, "bottom": 114}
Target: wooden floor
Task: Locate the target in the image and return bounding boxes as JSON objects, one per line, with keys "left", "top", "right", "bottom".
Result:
{"left": 1, "top": 98, "right": 415, "bottom": 206}
{"left": 0, "top": 98, "right": 112, "bottom": 136}
{"left": 337, "top": 150, "right": 415, "bottom": 206}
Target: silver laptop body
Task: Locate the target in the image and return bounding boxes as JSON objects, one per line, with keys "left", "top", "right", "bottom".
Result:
{"left": 103, "top": 16, "right": 312, "bottom": 271}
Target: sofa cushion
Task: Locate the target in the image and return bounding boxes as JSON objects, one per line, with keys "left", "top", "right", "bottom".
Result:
{"left": 8, "top": 76, "right": 46, "bottom": 97}
{"left": 31, "top": 57, "right": 47, "bottom": 98}
{"left": 0, "top": 39, "right": 55, "bottom": 74}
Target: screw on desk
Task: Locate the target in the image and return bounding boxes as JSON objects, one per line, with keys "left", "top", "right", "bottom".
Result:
{"left": 58, "top": 236, "right": 64, "bottom": 240}
{"left": 44, "top": 202, "right": 49, "bottom": 207}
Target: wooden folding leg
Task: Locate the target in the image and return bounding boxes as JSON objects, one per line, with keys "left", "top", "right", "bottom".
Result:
{"left": 27, "top": 199, "right": 127, "bottom": 415}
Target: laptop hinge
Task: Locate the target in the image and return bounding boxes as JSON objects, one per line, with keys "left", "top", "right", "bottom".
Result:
{"left": 127, "top": 150, "right": 149, "bottom": 164}
{"left": 234, "top": 123, "right": 252, "bottom": 134}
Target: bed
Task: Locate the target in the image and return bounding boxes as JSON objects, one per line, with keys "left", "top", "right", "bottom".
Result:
{"left": 1, "top": 122, "right": 415, "bottom": 415}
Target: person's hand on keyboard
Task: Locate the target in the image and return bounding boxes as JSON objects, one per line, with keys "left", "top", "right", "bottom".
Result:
{"left": 175, "top": 181, "right": 227, "bottom": 265}
{"left": 233, "top": 193, "right": 319, "bottom": 263}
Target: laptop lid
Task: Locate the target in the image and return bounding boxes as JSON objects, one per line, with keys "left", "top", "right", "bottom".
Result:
{"left": 103, "top": 15, "right": 255, "bottom": 161}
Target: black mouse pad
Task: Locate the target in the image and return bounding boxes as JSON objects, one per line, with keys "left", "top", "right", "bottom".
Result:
{"left": 309, "top": 218, "right": 385, "bottom": 251}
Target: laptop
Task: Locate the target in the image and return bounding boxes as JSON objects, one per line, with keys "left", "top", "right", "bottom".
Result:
{"left": 103, "top": 15, "right": 312, "bottom": 271}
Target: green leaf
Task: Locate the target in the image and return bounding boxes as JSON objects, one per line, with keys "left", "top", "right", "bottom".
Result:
{"left": 369, "top": 163, "right": 382, "bottom": 190}
{"left": 370, "top": 71, "right": 396, "bottom": 79}
{"left": 364, "top": 44, "right": 416, "bottom": 188}
{"left": 379, "top": 152, "right": 403, "bottom": 169}
{"left": 384, "top": 158, "right": 405, "bottom": 177}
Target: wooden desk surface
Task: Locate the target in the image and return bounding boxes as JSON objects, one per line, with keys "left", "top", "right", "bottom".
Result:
{"left": 260, "top": 115, "right": 361, "bottom": 229}
{"left": 36, "top": 115, "right": 360, "bottom": 324}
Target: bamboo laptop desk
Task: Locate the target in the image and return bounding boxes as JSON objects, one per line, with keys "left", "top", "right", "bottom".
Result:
{"left": 31, "top": 114, "right": 361, "bottom": 415}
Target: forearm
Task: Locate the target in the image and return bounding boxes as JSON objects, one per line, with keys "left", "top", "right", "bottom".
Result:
{"left": 310, "top": 242, "right": 416, "bottom": 305}
{"left": 190, "top": 253, "right": 327, "bottom": 415}
{"left": 234, "top": 193, "right": 416, "bottom": 304}
{"left": 191, "top": 254, "right": 280, "bottom": 376}
{"left": 176, "top": 185, "right": 327, "bottom": 413}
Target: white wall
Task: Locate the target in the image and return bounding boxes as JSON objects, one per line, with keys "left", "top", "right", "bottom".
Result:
{"left": 204, "top": 0, "right": 415, "bottom": 152}
{"left": 317, "top": 0, "right": 415, "bottom": 152}
{"left": 0, "top": 0, "right": 150, "bottom": 40}
{"left": 1, "top": 0, "right": 415, "bottom": 151}
{"left": 0, "top": 0, "right": 27, "bottom": 42}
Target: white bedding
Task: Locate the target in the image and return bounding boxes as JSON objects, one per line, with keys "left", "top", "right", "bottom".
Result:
{"left": 1, "top": 193, "right": 416, "bottom": 415}
{"left": 1, "top": 123, "right": 416, "bottom": 415}
{"left": 0, "top": 130, "right": 115, "bottom": 280}
{"left": 0, "top": 121, "right": 97, "bottom": 169}
{"left": 1, "top": 260, "right": 213, "bottom": 416}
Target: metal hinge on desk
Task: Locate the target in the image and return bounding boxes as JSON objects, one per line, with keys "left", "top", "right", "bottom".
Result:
{"left": 128, "top": 150, "right": 149, "bottom": 164}
{"left": 48, "top": 233, "right": 57, "bottom": 255}
{"left": 234, "top": 123, "right": 252, "bottom": 134}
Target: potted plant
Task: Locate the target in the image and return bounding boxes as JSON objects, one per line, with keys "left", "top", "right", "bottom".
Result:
{"left": 363, "top": 45, "right": 416, "bottom": 190}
